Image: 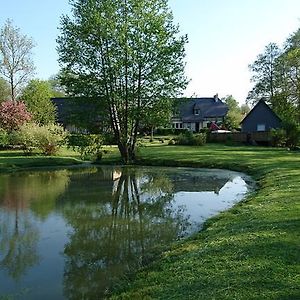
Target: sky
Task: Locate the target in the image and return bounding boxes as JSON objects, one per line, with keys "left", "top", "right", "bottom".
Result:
{"left": 1, "top": 0, "right": 300, "bottom": 104}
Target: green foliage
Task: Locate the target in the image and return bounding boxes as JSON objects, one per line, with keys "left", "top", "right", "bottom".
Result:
{"left": 283, "top": 120, "right": 300, "bottom": 148}
{"left": 67, "top": 134, "right": 103, "bottom": 161}
{"left": 21, "top": 79, "right": 56, "bottom": 125}
{"left": 270, "top": 128, "right": 287, "bottom": 147}
{"left": 175, "top": 131, "right": 206, "bottom": 146}
{"left": 14, "top": 123, "right": 68, "bottom": 155}
{"left": 271, "top": 121, "right": 300, "bottom": 148}
{"left": 0, "top": 77, "right": 10, "bottom": 102}
{"left": 223, "top": 95, "right": 243, "bottom": 130}
{"left": 247, "top": 29, "right": 300, "bottom": 123}
{"left": 47, "top": 73, "right": 66, "bottom": 97}
{"left": 0, "top": 128, "right": 8, "bottom": 148}
{"left": 57, "top": 0, "right": 188, "bottom": 163}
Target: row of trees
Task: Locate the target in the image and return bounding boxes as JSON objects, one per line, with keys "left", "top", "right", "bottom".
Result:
{"left": 247, "top": 28, "right": 300, "bottom": 123}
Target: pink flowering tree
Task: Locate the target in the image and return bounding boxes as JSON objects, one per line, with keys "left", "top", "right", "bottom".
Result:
{"left": 0, "top": 100, "right": 32, "bottom": 131}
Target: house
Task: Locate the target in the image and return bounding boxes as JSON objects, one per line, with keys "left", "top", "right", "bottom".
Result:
{"left": 240, "top": 99, "right": 281, "bottom": 133}
{"left": 172, "top": 94, "right": 228, "bottom": 132}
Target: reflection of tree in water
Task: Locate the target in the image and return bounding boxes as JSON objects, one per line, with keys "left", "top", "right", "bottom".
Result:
{"left": 0, "top": 170, "right": 70, "bottom": 279}
{"left": 0, "top": 203, "right": 39, "bottom": 280}
{"left": 62, "top": 167, "right": 189, "bottom": 299}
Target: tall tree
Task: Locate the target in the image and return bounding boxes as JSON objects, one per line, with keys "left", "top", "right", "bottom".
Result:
{"left": 57, "top": 0, "right": 188, "bottom": 163}
{"left": 0, "top": 19, "right": 35, "bottom": 101}
{"left": 21, "top": 79, "right": 56, "bottom": 124}
{"left": 247, "top": 28, "right": 300, "bottom": 123}
{"left": 247, "top": 43, "right": 281, "bottom": 105}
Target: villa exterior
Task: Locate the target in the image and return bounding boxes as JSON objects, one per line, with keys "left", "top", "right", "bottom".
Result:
{"left": 172, "top": 95, "right": 228, "bottom": 132}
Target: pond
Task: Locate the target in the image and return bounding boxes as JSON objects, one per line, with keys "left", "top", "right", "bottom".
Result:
{"left": 0, "top": 166, "right": 253, "bottom": 299}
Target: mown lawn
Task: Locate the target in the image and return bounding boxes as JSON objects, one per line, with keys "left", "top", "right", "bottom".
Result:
{"left": 108, "top": 144, "right": 300, "bottom": 299}
{"left": 0, "top": 147, "right": 82, "bottom": 172}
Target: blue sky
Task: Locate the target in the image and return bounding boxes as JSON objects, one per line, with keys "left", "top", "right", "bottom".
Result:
{"left": 1, "top": 0, "right": 300, "bottom": 104}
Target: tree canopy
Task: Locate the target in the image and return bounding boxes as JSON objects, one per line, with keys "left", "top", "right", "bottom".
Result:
{"left": 57, "top": 0, "right": 188, "bottom": 163}
{"left": 21, "top": 79, "right": 56, "bottom": 125}
{"left": 222, "top": 95, "right": 249, "bottom": 130}
{"left": 247, "top": 28, "right": 300, "bottom": 123}
{"left": 0, "top": 19, "right": 35, "bottom": 101}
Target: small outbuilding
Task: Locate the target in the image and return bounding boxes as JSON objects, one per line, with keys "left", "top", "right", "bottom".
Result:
{"left": 240, "top": 99, "right": 281, "bottom": 133}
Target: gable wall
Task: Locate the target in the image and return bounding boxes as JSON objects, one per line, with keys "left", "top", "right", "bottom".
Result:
{"left": 241, "top": 102, "right": 281, "bottom": 132}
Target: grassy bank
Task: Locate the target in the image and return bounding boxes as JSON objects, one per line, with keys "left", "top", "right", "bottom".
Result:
{"left": 0, "top": 148, "right": 83, "bottom": 172}
{"left": 109, "top": 144, "right": 300, "bottom": 299}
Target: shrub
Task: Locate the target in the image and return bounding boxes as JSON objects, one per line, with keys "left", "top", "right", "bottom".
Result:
{"left": 175, "top": 131, "right": 206, "bottom": 146}
{"left": 194, "top": 133, "right": 207, "bottom": 146}
{"left": 67, "top": 134, "right": 103, "bottom": 161}
{"left": 156, "top": 128, "right": 175, "bottom": 135}
{"left": 283, "top": 121, "right": 300, "bottom": 149}
{"left": 0, "top": 128, "right": 9, "bottom": 148}
{"left": 271, "top": 128, "right": 287, "bottom": 147}
{"left": 16, "top": 123, "right": 68, "bottom": 155}
{"left": 271, "top": 122, "right": 300, "bottom": 149}
{"left": 0, "top": 100, "right": 32, "bottom": 131}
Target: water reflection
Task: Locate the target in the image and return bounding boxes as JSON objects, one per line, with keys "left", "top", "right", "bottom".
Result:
{"left": 0, "top": 166, "right": 251, "bottom": 299}
{"left": 61, "top": 167, "right": 189, "bottom": 299}
{"left": 0, "top": 170, "right": 69, "bottom": 282}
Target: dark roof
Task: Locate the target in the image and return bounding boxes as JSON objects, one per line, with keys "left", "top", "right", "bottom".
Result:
{"left": 240, "top": 99, "right": 281, "bottom": 124}
{"left": 177, "top": 97, "right": 228, "bottom": 122}
{"left": 51, "top": 97, "right": 108, "bottom": 131}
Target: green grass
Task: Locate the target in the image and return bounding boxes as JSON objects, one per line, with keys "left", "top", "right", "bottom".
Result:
{"left": 107, "top": 144, "right": 300, "bottom": 300}
{"left": 0, "top": 147, "right": 83, "bottom": 172}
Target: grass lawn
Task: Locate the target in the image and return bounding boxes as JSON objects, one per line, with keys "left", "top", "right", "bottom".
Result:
{"left": 0, "top": 147, "right": 82, "bottom": 172}
{"left": 108, "top": 144, "right": 300, "bottom": 300}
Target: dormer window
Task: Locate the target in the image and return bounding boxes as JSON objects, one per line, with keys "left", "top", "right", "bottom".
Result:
{"left": 194, "top": 109, "right": 200, "bottom": 115}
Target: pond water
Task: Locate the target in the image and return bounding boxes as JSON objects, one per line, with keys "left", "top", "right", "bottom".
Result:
{"left": 0, "top": 166, "right": 252, "bottom": 299}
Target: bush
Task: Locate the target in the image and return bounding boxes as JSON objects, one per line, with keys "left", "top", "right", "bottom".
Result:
{"left": 0, "top": 100, "right": 32, "bottom": 131}
{"left": 283, "top": 121, "right": 300, "bottom": 149}
{"left": 271, "top": 128, "right": 287, "bottom": 147}
{"left": 0, "top": 128, "right": 9, "bottom": 148}
{"left": 194, "top": 133, "right": 207, "bottom": 146}
{"left": 155, "top": 128, "right": 175, "bottom": 135}
{"left": 15, "top": 123, "right": 68, "bottom": 155}
{"left": 175, "top": 131, "right": 206, "bottom": 146}
{"left": 67, "top": 134, "right": 103, "bottom": 161}
{"left": 271, "top": 122, "right": 300, "bottom": 149}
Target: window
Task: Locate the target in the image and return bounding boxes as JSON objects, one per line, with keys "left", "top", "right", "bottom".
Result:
{"left": 257, "top": 124, "right": 266, "bottom": 131}
{"left": 194, "top": 109, "right": 200, "bottom": 115}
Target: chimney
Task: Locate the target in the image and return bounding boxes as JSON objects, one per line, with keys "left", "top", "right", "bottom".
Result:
{"left": 214, "top": 93, "right": 219, "bottom": 102}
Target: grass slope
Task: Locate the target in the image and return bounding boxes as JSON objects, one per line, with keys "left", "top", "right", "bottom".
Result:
{"left": 0, "top": 148, "right": 82, "bottom": 172}
{"left": 109, "top": 144, "right": 300, "bottom": 300}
